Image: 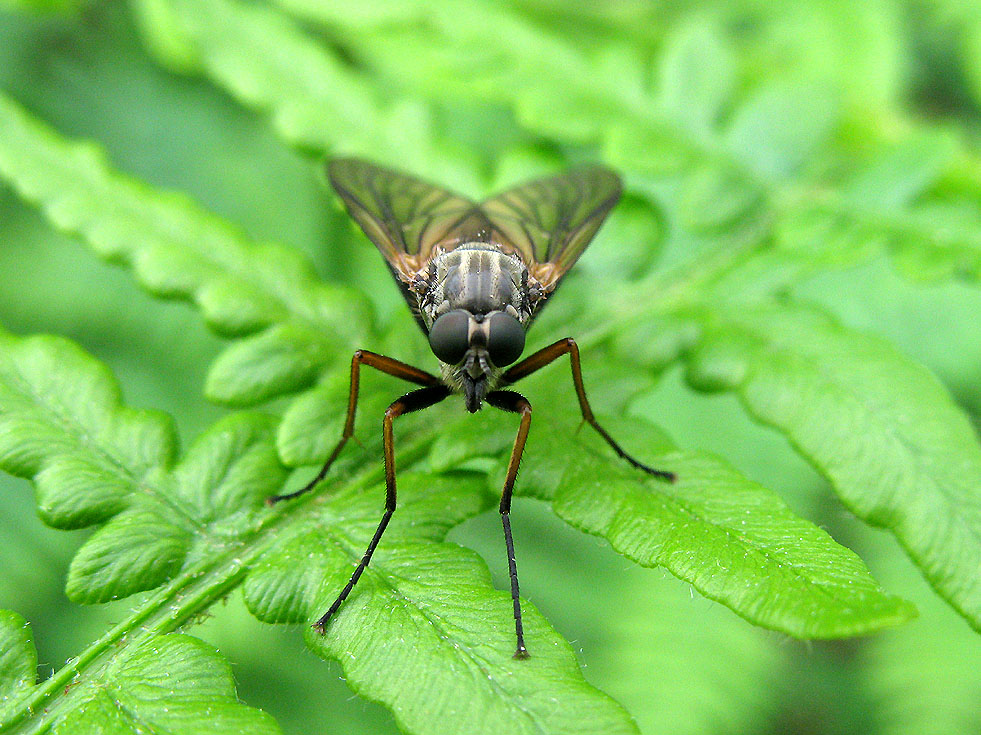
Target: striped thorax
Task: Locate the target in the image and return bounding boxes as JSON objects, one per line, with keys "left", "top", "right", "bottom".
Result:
{"left": 418, "top": 243, "right": 535, "bottom": 327}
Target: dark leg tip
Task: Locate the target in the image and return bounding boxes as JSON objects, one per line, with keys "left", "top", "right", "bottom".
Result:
{"left": 311, "top": 608, "right": 336, "bottom": 635}
{"left": 267, "top": 490, "right": 301, "bottom": 506}
{"left": 632, "top": 460, "right": 677, "bottom": 483}
{"left": 513, "top": 646, "right": 530, "bottom": 660}
{"left": 267, "top": 485, "right": 313, "bottom": 506}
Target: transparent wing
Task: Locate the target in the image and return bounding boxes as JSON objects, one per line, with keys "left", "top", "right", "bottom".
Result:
{"left": 327, "top": 159, "right": 492, "bottom": 279}
{"left": 480, "top": 166, "right": 622, "bottom": 288}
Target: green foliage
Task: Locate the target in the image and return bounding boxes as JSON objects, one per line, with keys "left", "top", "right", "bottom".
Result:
{"left": 592, "top": 566, "right": 784, "bottom": 734}
{"left": 250, "top": 517, "right": 639, "bottom": 735}
{"left": 1, "top": 1, "right": 980, "bottom": 734}
{"left": 0, "top": 0, "right": 82, "bottom": 12}
{"left": 685, "top": 301, "right": 981, "bottom": 628}
{"left": 0, "top": 92, "right": 369, "bottom": 408}
{"left": 0, "top": 611, "right": 35, "bottom": 721}
{"left": 0, "top": 610, "right": 281, "bottom": 734}
{"left": 859, "top": 539, "right": 981, "bottom": 735}
{"left": 0, "top": 327, "right": 636, "bottom": 734}
{"left": 428, "top": 388, "right": 914, "bottom": 637}
{"left": 554, "top": 426, "right": 913, "bottom": 637}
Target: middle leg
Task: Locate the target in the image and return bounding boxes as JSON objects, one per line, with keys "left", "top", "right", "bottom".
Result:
{"left": 503, "top": 338, "right": 675, "bottom": 481}
{"left": 313, "top": 384, "right": 451, "bottom": 633}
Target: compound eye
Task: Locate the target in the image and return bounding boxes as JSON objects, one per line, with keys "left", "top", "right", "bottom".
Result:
{"left": 486, "top": 312, "right": 525, "bottom": 367}
{"left": 429, "top": 310, "right": 470, "bottom": 365}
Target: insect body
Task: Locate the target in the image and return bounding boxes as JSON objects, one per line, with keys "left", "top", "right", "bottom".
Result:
{"left": 268, "top": 159, "right": 675, "bottom": 659}
{"left": 422, "top": 244, "right": 533, "bottom": 411}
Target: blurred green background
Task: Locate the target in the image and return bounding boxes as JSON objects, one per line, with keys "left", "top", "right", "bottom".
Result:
{"left": 2, "top": 1, "right": 981, "bottom": 734}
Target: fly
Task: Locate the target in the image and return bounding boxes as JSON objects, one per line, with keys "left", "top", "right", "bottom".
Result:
{"left": 268, "top": 158, "right": 676, "bottom": 659}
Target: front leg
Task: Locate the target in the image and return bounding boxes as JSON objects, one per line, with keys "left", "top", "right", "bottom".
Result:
{"left": 486, "top": 390, "right": 533, "bottom": 659}
{"left": 267, "top": 350, "right": 442, "bottom": 504}
{"left": 503, "top": 338, "right": 675, "bottom": 482}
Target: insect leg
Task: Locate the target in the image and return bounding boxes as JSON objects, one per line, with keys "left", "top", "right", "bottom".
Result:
{"left": 267, "top": 350, "right": 442, "bottom": 504}
{"left": 313, "top": 384, "right": 451, "bottom": 634}
{"left": 486, "top": 390, "right": 533, "bottom": 659}
{"left": 503, "top": 338, "right": 675, "bottom": 481}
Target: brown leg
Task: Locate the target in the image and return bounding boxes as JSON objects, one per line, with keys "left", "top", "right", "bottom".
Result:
{"left": 268, "top": 350, "right": 441, "bottom": 504}
{"left": 313, "top": 384, "right": 451, "bottom": 633}
{"left": 503, "top": 338, "right": 675, "bottom": 481}
{"left": 486, "top": 390, "right": 532, "bottom": 659}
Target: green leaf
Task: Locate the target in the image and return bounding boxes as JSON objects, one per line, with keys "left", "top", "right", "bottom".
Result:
{"left": 0, "top": 610, "right": 35, "bottom": 722}
{"left": 273, "top": 0, "right": 425, "bottom": 29}
{"left": 66, "top": 509, "right": 191, "bottom": 603}
{"left": 0, "top": 330, "right": 177, "bottom": 529}
{"left": 583, "top": 193, "right": 667, "bottom": 280}
{"left": 49, "top": 633, "right": 281, "bottom": 734}
{"left": 308, "top": 543, "right": 638, "bottom": 735}
{"left": 505, "top": 384, "right": 916, "bottom": 638}
{"left": 245, "top": 471, "right": 638, "bottom": 735}
{"left": 169, "top": 0, "right": 373, "bottom": 151}
{"left": 424, "top": 369, "right": 913, "bottom": 637}
{"left": 158, "top": 0, "right": 483, "bottom": 191}
{"left": 0, "top": 90, "right": 371, "bottom": 404}
{"left": 840, "top": 135, "right": 957, "bottom": 210}
{"left": 304, "top": 0, "right": 631, "bottom": 145}
{"left": 0, "top": 328, "right": 290, "bottom": 605}
{"left": 277, "top": 366, "right": 391, "bottom": 468}
{"left": 775, "top": 136, "right": 981, "bottom": 282}
{"left": 244, "top": 472, "right": 494, "bottom": 624}
{"left": 725, "top": 82, "right": 838, "bottom": 180}
{"left": 173, "top": 411, "right": 288, "bottom": 519}
{"left": 1, "top": 619, "right": 281, "bottom": 734}
{"left": 555, "top": 430, "right": 915, "bottom": 637}
{"left": 129, "top": 0, "right": 202, "bottom": 73}
{"left": 677, "top": 163, "right": 766, "bottom": 233}
{"left": 685, "top": 300, "right": 981, "bottom": 631}
{"left": 514, "top": 46, "right": 645, "bottom": 144}
{"left": 658, "top": 21, "right": 735, "bottom": 138}
{"left": 205, "top": 323, "right": 329, "bottom": 405}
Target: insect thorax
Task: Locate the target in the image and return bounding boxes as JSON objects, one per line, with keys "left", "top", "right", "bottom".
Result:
{"left": 416, "top": 244, "right": 536, "bottom": 327}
